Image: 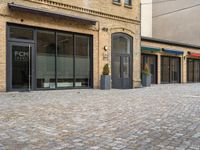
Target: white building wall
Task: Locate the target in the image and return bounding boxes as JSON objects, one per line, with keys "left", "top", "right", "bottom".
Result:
{"left": 152, "top": 0, "right": 200, "bottom": 45}
{"left": 141, "top": 0, "right": 152, "bottom": 37}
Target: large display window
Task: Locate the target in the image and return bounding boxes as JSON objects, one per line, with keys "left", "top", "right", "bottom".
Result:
{"left": 7, "top": 25, "right": 93, "bottom": 91}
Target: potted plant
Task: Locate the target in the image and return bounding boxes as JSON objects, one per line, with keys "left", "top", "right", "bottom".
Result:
{"left": 100, "top": 64, "right": 111, "bottom": 90}
{"left": 142, "top": 63, "right": 152, "bottom": 87}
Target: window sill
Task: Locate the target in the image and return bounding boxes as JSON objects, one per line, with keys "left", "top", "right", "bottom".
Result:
{"left": 124, "top": 4, "right": 132, "bottom": 9}
{"left": 113, "top": 2, "right": 122, "bottom": 6}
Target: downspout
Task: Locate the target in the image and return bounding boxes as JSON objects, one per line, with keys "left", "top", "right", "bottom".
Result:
{"left": 182, "top": 53, "right": 184, "bottom": 83}
{"left": 139, "top": 2, "right": 142, "bottom": 86}
{"left": 97, "top": 21, "right": 100, "bottom": 88}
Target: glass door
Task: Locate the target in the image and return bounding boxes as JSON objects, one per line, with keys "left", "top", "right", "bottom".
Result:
{"left": 111, "top": 33, "right": 133, "bottom": 89}
{"left": 111, "top": 55, "right": 132, "bottom": 89}
{"left": 161, "top": 56, "right": 180, "bottom": 84}
{"left": 161, "top": 57, "right": 170, "bottom": 83}
{"left": 170, "top": 57, "right": 180, "bottom": 83}
{"left": 187, "top": 59, "right": 200, "bottom": 83}
{"left": 121, "top": 55, "right": 132, "bottom": 89}
{"left": 187, "top": 59, "right": 194, "bottom": 82}
{"left": 194, "top": 60, "right": 200, "bottom": 82}
{"left": 9, "top": 43, "right": 34, "bottom": 91}
{"left": 142, "top": 55, "right": 157, "bottom": 84}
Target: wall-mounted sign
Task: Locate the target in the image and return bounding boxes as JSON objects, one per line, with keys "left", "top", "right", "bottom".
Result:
{"left": 103, "top": 51, "right": 109, "bottom": 61}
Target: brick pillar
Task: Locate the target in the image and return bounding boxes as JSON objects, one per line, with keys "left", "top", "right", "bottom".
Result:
{"left": 157, "top": 54, "right": 161, "bottom": 84}
{"left": 0, "top": 20, "right": 6, "bottom": 91}
{"left": 182, "top": 55, "right": 187, "bottom": 83}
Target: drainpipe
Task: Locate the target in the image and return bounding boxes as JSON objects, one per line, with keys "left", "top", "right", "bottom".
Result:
{"left": 139, "top": 2, "right": 142, "bottom": 87}
{"left": 97, "top": 21, "right": 100, "bottom": 89}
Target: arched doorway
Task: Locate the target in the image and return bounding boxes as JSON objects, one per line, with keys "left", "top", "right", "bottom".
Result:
{"left": 111, "top": 33, "right": 133, "bottom": 89}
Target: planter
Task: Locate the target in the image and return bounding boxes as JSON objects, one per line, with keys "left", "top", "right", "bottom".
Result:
{"left": 100, "top": 75, "right": 111, "bottom": 90}
{"left": 142, "top": 73, "right": 152, "bottom": 87}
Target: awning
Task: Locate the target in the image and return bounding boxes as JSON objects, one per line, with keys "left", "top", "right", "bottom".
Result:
{"left": 141, "top": 46, "right": 161, "bottom": 52}
{"left": 162, "top": 48, "right": 184, "bottom": 55}
{"left": 188, "top": 52, "right": 200, "bottom": 57}
{"left": 8, "top": 3, "right": 97, "bottom": 25}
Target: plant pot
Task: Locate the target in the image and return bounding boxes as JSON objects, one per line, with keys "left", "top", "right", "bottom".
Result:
{"left": 100, "top": 75, "right": 111, "bottom": 90}
{"left": 142, "top": 73, "right": 152, "bottom": 87}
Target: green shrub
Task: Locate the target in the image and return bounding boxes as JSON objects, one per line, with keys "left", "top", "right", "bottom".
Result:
{"left": 102, "top": 64, "right": 110, "bottom": 75}
{"left": 143, "top": 63, "right": 151, "bottom": 76}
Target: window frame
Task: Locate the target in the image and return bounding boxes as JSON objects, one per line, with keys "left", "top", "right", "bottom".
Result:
{"left": 7, "top": 24, "right": 94, "bottom": 90}
{"left": 113, "top": 0, "right": 121, "bottom": 6}
{"left": 124, "top": 0, "right": 132, "bottom": 7}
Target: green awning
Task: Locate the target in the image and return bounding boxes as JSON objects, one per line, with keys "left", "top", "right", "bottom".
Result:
{"left": 141, "top": 46, "right": 161, "bottom": 52}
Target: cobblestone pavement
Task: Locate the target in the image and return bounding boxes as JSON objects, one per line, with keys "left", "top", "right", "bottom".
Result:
{"left": 0, "top": 84, "right": 200, "bottom": 150}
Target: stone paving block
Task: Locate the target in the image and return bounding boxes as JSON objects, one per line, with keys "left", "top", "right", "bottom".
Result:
{"left": 0, "top": 84, "right": 200, "bottom": 149}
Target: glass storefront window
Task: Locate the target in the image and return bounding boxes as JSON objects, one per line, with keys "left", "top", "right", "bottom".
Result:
{"left": 10, "top": 27, "right": 33, "bottom": 40}
{"left": 8, "top": 25, "right": 92, "bottom": 90}
{"left": 37, "top": 30, "right": 56, "bottom": 89}
{"left": 57, "top": 33, "right": 74, "bottom": 88}
{"left": 75, "top": 35, "right": 90, "bottom": 87}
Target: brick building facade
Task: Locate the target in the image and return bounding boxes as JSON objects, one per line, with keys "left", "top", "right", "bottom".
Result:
{"left": 0, "top": 0, "right": 141, "bottom": 91}
{"left": 142, "top": 37, "right": 200, "bottom": 85}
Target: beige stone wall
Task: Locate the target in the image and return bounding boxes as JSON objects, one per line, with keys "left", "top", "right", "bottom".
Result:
{"left": 0, "top": 0, "right": 141, "bottom": 91}
{"left": 141, "top": 40, "right": 200, "bottom": 84}
{"left": 43, "top": 0, "right": 140, "bottom": 21}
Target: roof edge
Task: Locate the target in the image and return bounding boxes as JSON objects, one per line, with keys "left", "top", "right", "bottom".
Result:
{"left": 141, "top": 36, "right": 200, "bottom": 49}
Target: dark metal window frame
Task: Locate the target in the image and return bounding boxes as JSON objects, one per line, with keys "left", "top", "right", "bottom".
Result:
{"left": 113, "top": 0, "right": 121, "bottom": 5}
{"left": 124, "top": 0, "right": 132, "bottom": 6}
{"left": 111, "top": 32, "right": 133, "bottom": 89}
{"left": 7, "top": 42, "right": 36, "bottom": 91}
{"left": 113, "top": 0, "right": 121, "bottom": 3}
{"left": 7, "top": 23, "right": 93, "bottom": 91}
{"left": 161, "top": 56, "right": 181, "bottom": 84}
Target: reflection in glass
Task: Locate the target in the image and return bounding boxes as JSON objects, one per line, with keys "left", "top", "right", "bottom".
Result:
{"left": 57, "top": 33, "right": 74, "bottom": 87}
{"left": 37, "top": 31, "right": 56, "bottom": 89}
{"left": 112, "top": 56, "right": 121, "bottom": 79}
{"left": 75, "top": 35, "right": 90, "bottom": 87}
{"left": 124, "top": 0, "right": 131, "bottom": 5}
{"left": 162, "top": 57, "right": 180, "bottom": 83}
{"left": 194, "top": 60, "right": 200, "bottom": 82}
{"left": 161, "top": 57, "right": 170, "bottom": 83}
{"left": 142, "top": 55, "right": 157, "bottom": 84}
{"left": 10, "top": 27, "right": 33, "bottom": 40}
{"left": 113, "top": 35, "right": 131, "bottom": 54}
{"left": 170, "top": 58, "right": 179, "bottom": 82}
{"left": 187, "top": 59, "right": 194, "bottom": 82}
{"left": 123, "top": 57, "right": 129, "bottom": 78}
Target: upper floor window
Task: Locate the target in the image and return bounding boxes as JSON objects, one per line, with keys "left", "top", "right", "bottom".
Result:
{"left": 124, "top": 0, "right": 132, "bottom": 6}
{"left": 113, "top": 0, "right": 121, "bottom": 4}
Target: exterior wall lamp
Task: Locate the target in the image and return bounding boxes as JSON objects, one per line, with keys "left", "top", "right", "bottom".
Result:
{"left": 104, "top": 46, "right": 108, "bottom": 51}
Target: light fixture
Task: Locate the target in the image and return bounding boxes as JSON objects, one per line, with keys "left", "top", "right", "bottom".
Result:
{"left": 104, "top": 46, "right": 108, "bottom": 51}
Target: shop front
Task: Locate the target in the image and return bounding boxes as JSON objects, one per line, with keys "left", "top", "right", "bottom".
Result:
{"left": 161, "top": 56, "right": 181, "bottom": 84}
{"left": 187, "top": 58, "right": 200, "bottom": 83}
{"left": 141, "top": 54, "right": 157, "bottom": 84}
{"left": 0, "top": 0, "right": 141, "bottom": 92}
{"left": 141, "top": 46, "right": 160, "bottom": 84}
{"left": 7, "top": 25, "right": 93, "bottom": 91}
